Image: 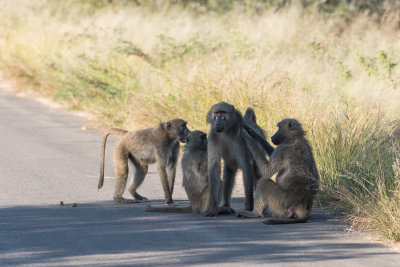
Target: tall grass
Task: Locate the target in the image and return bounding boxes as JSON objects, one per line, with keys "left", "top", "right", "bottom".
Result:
{"left": 0, "top": 0, "right": 399, "bottom": 241}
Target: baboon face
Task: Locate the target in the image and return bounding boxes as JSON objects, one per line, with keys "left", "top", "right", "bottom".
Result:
{"left": 184, "top": 131, "right": 207, "bottom": 151}
{"left": 165, "top": 119, "right": 190, "bottom": 143}
{"left": 207, "top": 102, "right": 241, "bottom": 133}
{"left": 271, "top": 119, "right": 304, "bottom": 145}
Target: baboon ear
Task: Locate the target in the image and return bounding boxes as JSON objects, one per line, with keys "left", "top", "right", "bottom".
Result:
{"left": 288, "top": 121, "right": 294, "bottom": 130}
{"left": 166, "top": 122, "right": 172, "bottom": 130}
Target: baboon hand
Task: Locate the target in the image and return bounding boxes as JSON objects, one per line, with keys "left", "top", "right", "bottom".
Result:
{"left": 243, "top": 124, "right": 258, "bottom": 138}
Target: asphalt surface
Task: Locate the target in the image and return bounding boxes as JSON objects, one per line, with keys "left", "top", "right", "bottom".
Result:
{"left": 0, "top": 85, "right": 399, "bottom": 266}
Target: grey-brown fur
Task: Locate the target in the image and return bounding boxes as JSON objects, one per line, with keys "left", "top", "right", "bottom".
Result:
{"left": 243, "top": 108, "right": 274, "bottom": 183}
{"left": 243, "top": 108, "right": 274, "bottom": 157}
{"left": 204, "top": 102, "right": 257, "bottom": 216}
{"left": 238, "top": 118, "right": 319, "bottom": 224}
{"left": 98, "top": 119, "right": 190, "bottom": 205}
{"left": 145, "top": 131, "right": 230, "bottom": 214}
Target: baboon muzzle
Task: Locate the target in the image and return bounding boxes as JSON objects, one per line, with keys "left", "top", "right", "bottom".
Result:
{"left": 180, "top": 130, "right": 190, "bottom": 143}
{"left": 271, "top": 132, "right": 281, "bottom": 145}
{"left": 214, "top": 117, "right": 225, "bottom": 133}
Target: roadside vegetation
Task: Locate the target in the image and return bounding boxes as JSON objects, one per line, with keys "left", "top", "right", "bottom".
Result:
{"left": 0, "top": 0, "right": 399, "bottom": 242}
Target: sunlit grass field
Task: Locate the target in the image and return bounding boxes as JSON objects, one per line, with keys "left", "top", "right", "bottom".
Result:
{"left": 0, "top": 0, "right": 399, "bottom": 242}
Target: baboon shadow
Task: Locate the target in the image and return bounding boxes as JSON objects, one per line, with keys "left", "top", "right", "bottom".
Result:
{"left": 0, "top": 198, "right": 396, "bottom": 266}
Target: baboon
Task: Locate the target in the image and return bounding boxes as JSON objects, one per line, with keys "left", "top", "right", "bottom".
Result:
{"left": 98, "top": 119, "right": 190, "bottom": 205}
{"left": 145, "top": 131, "right": 231, "bottom": 214}
{"left": 204, "top": 102, "right": 258, "bottom": 216}
{"left": 237, "top": 118, "right": 319, "bottom": 224}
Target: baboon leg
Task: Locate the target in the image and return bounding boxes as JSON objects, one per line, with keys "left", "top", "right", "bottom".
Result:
{"left": 156, "top": 153, "right": 173, "bottom": 205}
{"left": 240, "top": 156, "right": 255, "bottom": 211}
{"left": 237, "top": 179, "right": 286, "bottom": 218}
{"left": 203, "top": 153, "right": 222, "bottom": 216}
{"left": 236, "top": 178, "right": 265, "bottom": 218}
{"left": 113, "top": 145, "right": 134, "bottom": 204}
{"left": 258, "top": 179, "right": 288, "bottom": 218}
{"left": 128, "top": 159, "right": 148, "bottom": 203}
{"left": 221, "top": 164, "right": 237, "bottom": 208}
{"left": 167, "top": 141, "right": 179, "bottom": 196}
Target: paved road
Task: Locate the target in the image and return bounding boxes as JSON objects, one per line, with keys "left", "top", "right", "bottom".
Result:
{"left": 0, "top": 85, "right": 399, "bottom": 266}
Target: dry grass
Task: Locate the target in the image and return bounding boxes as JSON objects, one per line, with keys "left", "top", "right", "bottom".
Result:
{"left": 0, "top": 0, "right": 399, "bottom": 242}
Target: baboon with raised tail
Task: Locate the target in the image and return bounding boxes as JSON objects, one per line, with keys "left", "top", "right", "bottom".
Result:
{"left": 98, "top": 119, "right": 190, "bottom": 205}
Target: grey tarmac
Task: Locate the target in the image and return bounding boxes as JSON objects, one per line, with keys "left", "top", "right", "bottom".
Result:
{"left": 0, "top": 85, "right": 399, "bottom": 266}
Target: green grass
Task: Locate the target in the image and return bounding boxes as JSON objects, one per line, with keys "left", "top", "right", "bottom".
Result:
{"left": 0, "top": 0, "right": 399, "bottom": 242}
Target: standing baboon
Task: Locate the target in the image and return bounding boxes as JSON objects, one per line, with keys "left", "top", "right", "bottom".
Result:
{"left": 204, "top": 102, "right": 258, "bottom": 216}
{"left": 145, "top": 131, "right": 231, "bottom": 214}
{"left": 237, "top": 119, "right": 319, "bottom": 224}
{"left": 98, "top": 119, "right": 190, "bottom": 205}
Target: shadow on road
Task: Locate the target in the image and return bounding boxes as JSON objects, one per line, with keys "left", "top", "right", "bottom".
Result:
{"left": 0, "top": 199, "right": 396, "bottom": 266}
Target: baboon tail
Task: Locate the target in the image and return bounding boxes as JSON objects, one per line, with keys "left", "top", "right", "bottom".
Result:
{"left": 144, "top": 204, "right": 193, "bottom": 213}
{"left": 98, "top": 128, "right": 128, "bottom": 190}
{"left": 262, "top": 215, "right": 311, "bottom": 225}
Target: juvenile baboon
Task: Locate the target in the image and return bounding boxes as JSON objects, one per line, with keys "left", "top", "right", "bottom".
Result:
{"left": 98, "top": 119, "right": 190, "bottom": 205}
{"left": 145, "top": 131, "right": 231, "bottom": 214}
{"left": 204, "top": 102, "right": 258, "bottom": 216}
{"left": 238, "top": 119, "right": 319, "bottom": 224}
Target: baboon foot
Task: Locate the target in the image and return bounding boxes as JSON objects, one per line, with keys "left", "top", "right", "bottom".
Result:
{"left": 133, "top": 193, "right": 149, "bottom": 202}
{"left": 202, "top": 207, "right": 219, "bottom": 217}
{"left": 236, "top": 210, "right": 260, "bottom": 218}
{"left": 218, "top": 207, "right": 235, "bottom": 215}
{"left": 165, "top": 200, "right": 175, "bottom": 206}
{"left": 113, "top": 197, "right": 136, "bottom": 204}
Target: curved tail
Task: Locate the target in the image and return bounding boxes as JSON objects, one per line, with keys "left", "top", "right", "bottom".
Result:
{"left": 98, "top": 128, "right": 128, "bottom": 190}
{"left": 262, "top": 215, "right": 311, "bottom": 225}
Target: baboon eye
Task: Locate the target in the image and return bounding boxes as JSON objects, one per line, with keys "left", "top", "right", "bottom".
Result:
{"left": 288, "top": 121, "right": 294, "bottom": 130}
{"left": 186, "top": 138, "right": 190, "bottom": 143}
{"left": 166, "top": 122, "right": 171, "bottom": 130}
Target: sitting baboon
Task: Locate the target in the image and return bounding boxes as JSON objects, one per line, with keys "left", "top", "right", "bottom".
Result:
{"left": 204, "top": 102, "right": 259, "bottom": 216}
{"left": 238, "top": 119, "right": 319, "bottom": 224}
{"left": 145, "top": 131, "right": 231, "bottom": 214}
{"left": 98, "top": 119, "right": 190, "bottom": 205}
